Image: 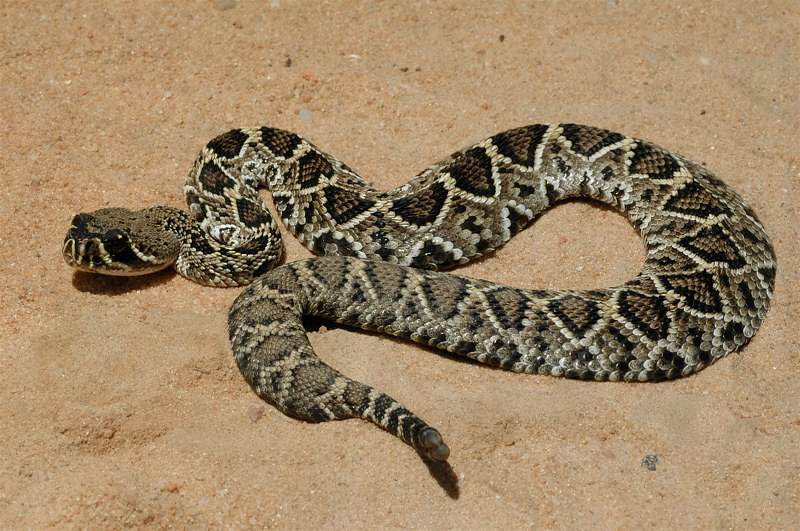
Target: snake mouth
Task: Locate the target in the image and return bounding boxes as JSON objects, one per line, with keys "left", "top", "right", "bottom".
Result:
{"left": 63, "top": 238, "right": 171, "bottom": 276}
{"left": 62, "top": 235, "right": 116, "bottom": 272}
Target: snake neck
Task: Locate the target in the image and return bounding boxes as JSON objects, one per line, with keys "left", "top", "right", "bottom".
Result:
{"left": 180, "top": 130, "right": 290, "bottom": 286}
{"left": 152, "top": 206, "right": 282, "bottom": 287}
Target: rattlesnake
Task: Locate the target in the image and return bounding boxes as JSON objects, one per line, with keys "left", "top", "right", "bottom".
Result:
{"left": 63, "top": 124, "right": 776, "bottom": 461}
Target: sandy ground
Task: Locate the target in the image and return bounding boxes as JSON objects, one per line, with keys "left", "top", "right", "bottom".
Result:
{"left": 1, "top": 0, "right": 798, "bottom": 527}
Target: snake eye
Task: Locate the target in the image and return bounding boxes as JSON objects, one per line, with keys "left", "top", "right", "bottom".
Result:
{"left": 72, "top": 213, "right": 92, "bottom": 225}
{"left": 102, "top": 230, "right": 128, "bottom": 254}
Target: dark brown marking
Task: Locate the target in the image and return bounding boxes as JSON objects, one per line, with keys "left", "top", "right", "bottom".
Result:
{"left": 322, "top": 186, "right": 376, "bottom": 224}
{"left": 629, "top": 143, "right": 682, "bottom": 180}
{"left": 199, "top": 161, "right": 235, "bottom": 195}
{"left": 661, "top": 271, "right": 722, "bottom": 313}
{"left": 492, "top": 124, "right": 548, "bottom": 166}
{"left": 549, "top": 295, "right": 601, "bottom": 335}
{"left": 421, "top": 274, "right": 468, "bottom": 320}
{"left": 445, "top": 147, "right": 497, "bottom": 198}
{"left": 617, "top": 290, "right": 671, "bottom": 342}
{"left": 679, "top": 225, "right": 746, "bottom": 269}
{"left": 260, "top": 127, "right": 303, "bottom": 158}
{"left": 663, "top": 181, "right": 729, "bottom": 218}
{"left": 296, "top": 150, "right": 333, "bottom": 189}
{"left": 559, "top": 124, "right": 625, "bottom": 157}
{"left": 485, "top": 288, "right": 530, "bottom": 330}
{"left": 207, "top": 129, "right": 249, "bottom": 158}
{"left": 236, "top": 197, "right": 268, "bottom": 228}
{"left": 392, "top": 181, "right": 448, "bottom": 226}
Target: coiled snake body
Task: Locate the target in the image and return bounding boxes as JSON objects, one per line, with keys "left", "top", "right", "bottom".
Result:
{"left": 63, "top": 124, "right": 776, "bottom": 461}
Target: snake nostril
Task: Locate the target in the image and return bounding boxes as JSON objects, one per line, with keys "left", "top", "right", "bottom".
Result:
{"left": 84, "top": 240, "right": 101, "bottom": 254}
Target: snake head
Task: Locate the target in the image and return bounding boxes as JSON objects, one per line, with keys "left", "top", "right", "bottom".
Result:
{"left": 63, "top": 207, "right": 180, "bottom": 276}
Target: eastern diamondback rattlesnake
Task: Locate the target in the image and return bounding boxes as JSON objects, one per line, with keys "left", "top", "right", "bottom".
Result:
{"left": 63, "top": 124, "right": 776, "bottom": 461}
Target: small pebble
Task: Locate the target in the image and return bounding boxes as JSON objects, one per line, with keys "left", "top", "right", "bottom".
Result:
{"left": 299, "top": 109, "right": 313, "bottom": 122}
{"left": 247, "top": 404, "right": 266, "bottom": 423}
{"left": 318, "top": 325, "right": 328, "bottom": 334}
{"left": 498, "top": 34, "right": 505, "bottom": 42}
{"left": 161, "top": 482, "right": 180, "bottom": 493}
{"left": 284, "top": 57, "right": 292, "bottom": 67}
{"left": 642, "top": 454, "right": 659, "bottom": 471}
{"left": 212, "top": 0, "right": 237, "bottom": 10}
{"left": 302, "top": 71, "right": 320, "bottom": 83}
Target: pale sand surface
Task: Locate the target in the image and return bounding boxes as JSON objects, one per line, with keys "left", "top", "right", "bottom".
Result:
{"left": 1, "top": 1, "right": 798, "bottom": 527}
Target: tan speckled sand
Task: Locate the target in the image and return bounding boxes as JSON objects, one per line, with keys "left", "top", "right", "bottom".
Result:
{"left": 1, "top": 1, "right": 798, "bottom": 527}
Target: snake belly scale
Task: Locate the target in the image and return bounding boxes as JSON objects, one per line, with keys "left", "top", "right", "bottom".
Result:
{"left": 63, "top": 124, "right": 776, "bottom": 461}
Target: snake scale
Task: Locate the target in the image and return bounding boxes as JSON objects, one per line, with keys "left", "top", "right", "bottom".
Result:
{"left": 63, "top": 124, "right": 776, "bottom": 461}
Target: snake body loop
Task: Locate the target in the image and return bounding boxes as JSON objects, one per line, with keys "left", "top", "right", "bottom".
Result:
{"left": 64, "top": 124, "right": 776, "bottom": 461}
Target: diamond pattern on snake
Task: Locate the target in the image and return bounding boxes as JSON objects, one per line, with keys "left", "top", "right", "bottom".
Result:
{"left": 62, "top": 124, "right": 776, "bottom": 462}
